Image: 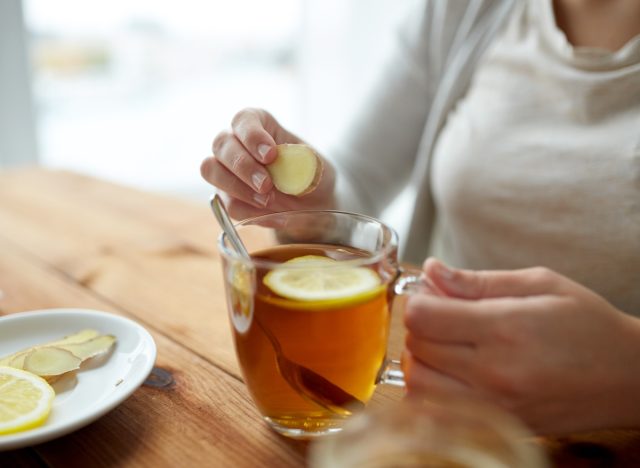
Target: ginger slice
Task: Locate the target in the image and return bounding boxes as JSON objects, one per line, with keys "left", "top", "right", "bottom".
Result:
{"left": 23, "top": 347, "right": 82, "bottom": 377}
{"left": 60, "top": 335, "right": 116, "bottom": 360}
{"left": 8, "top": 353, "right": 28, "bottom": 369}
{"left": 48, "top": 329, "right": 101, "bottom": 347}
{"left": 1, "top": 330, "right": 117, "bottom": 382}
{"left": 0, "top": 329, "right": 100, "bottom": 366}
{"left": 267, "top": 144, "right": 323, "bottom": 196}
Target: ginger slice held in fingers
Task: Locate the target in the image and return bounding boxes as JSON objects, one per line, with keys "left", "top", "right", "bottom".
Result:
{"left": 267, "top": 144, "right": 323, "bottom": 196}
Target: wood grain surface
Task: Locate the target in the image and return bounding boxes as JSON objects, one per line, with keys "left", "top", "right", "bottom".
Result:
{"left": 0, "top": 169, "right": 638, "bottom": 467}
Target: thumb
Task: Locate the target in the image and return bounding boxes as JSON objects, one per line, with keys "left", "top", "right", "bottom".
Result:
{"left": 423, "top": 258, "right": 565, "bottom": 299}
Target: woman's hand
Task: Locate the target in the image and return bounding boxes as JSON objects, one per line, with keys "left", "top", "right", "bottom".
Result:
{"left": 201, "top": 108, "right": 336, "bottom": 220}
{"left": 403, "top": 258, "right": 640, "bottom": 435}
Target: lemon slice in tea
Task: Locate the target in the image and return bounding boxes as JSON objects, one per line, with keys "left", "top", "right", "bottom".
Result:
{"left": 0, "top": 366, "right": 55, "bottom": 435}
{"left": 263, "top": 255, "right": 382, "bottom": 305}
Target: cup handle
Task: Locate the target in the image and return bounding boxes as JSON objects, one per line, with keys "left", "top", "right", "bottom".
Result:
{"left": 394, "top": 267, "right": 442, "bottom": 296}
{"left": 378, "top": 268, "right": 444, "bottom": 388}
{"left": 378, "top": 359, "right": 405, "bottom": 387}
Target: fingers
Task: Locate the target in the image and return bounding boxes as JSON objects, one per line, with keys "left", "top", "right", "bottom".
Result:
{"left": 230, "top": 108, "right": 279, "bottom": 164}
{"left": 402, "top": 350, "right": 472, "bottom": 399}
{"left": 404, "top": 294, "right": 498, "bottom": 343}
{"left": 204, "top": 107, "right": 337, "bottom": 214}
{"left": 201, "top": 157, "right": 273, "bottom": 208}
{"left": 204, "top": 108, "right": 312, "bottom": 206}
{"left": 405, "top": 334, "right": 475, "bottom": 381}
{"left": 206, "top": 108, "right": 287, "bottom": 199}
{"left": 219, "top": 192, "right": 272, "bottom": 221}
{"left": 229, "top": 108, "right": 305, "bottom": 163}
{"left": 423, "top": 258, "right": 567, "bottom": 300}
{"left": 202, "top": 157, "right": 304, "bottom": 212}
{"left": 211, "top": 131, "right": 273, "bottom": 194}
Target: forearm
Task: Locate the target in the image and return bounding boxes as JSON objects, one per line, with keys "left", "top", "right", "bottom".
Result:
{"left": 330, "top": 4, "right": 434, "bottom": 216}
{"left": 331, "top": 59, "right": 431, "bottom": 216}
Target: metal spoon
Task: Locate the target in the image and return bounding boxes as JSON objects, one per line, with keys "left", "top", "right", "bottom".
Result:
{"left": 209, "top": 194, "right": 364, "bottom": 415}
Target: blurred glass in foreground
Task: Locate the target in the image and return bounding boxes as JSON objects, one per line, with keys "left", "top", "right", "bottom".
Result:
{"left": 309, "top": 399, "right": 549, "bottom": 468}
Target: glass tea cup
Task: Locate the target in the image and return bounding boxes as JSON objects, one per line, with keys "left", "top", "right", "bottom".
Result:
{"left": 309, "top": 398, "right": 550, "bottom": 468}
{"left": 217, "top": 210, "right": 424, "bottom": 439}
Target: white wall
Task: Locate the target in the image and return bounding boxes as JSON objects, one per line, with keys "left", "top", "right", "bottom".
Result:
{"left": 13, "top": 0, "right": 417, "bottom": 218}
{"left": 299, "top": 0, "right": 417, "bottom": 239}
{"left": 298, "top": 0, "right": 416, "bottom": 153}
{"left": 0, "top": 0, "right": 38, "bottom": 167}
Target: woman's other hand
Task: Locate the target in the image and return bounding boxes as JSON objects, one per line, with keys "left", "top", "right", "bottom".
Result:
{"left": 403, "top": 258, "right": 640, "bottom": 434}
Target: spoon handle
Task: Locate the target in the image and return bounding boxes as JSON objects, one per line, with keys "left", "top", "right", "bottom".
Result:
{"left": 209, "top": 194, "right": 251, "bottom": 260}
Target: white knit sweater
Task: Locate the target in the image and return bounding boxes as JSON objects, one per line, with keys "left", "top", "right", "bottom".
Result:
{"left": 333, "top": 0, "right": 640, "bottom": 315}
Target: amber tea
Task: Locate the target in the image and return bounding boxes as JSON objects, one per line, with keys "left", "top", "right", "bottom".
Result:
{"left": 217, "top": 210, "right": 413, "bottom": 439}
{"left": 227, "top": 243, "right": 395, "bottom": 436}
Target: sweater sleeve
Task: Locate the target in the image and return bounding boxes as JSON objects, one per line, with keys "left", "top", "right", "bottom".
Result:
{"left": 331, "top": 0, "right": 507, "bottom": 217}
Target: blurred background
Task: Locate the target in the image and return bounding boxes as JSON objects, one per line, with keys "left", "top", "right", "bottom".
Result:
{"left": 1, "top": 0, "right": 416, "bottom": 202}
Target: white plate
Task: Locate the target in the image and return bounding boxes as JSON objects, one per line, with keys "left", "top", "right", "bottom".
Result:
{"left": 0, "top": 308, "right": 157, "bottom": 451}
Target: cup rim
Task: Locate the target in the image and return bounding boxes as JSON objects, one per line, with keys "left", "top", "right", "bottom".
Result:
{"left": 216, "top": 209, "right": 399, "bottom": 269}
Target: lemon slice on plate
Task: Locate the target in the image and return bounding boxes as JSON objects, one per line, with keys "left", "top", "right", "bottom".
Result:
{"left": 0, "top": 366, "right": 55, "bottom": 435}
{"left": 263, "top": 255, "right": 383, "bottom": 309}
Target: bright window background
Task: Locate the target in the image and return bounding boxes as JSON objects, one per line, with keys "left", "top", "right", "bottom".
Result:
{"left": 23, "top": 0, "right": 416, "bottom": 202}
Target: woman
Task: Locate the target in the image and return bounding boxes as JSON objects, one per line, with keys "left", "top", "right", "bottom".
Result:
{"left": 201, "top": 0, "right": 640, "bottom": 434}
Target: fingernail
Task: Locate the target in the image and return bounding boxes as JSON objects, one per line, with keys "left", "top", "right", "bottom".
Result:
{"left": 252, "top": 172, "right": 267, "bottom": 191}
{"left": 257, "top": 144, "right": 271, "bottom": 160}
{"left": 435, "top": 262, "right": 455, "bottom": 280}
{"left": 253, "top": 191, "right": 270, "bottom": 207}
{"left": 435, "top": 262, "right": 467, "bottom": 296}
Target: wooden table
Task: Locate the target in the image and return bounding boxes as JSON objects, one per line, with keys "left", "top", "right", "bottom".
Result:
{"left": 0, "top": 169, "right": 639, "bottom": 467}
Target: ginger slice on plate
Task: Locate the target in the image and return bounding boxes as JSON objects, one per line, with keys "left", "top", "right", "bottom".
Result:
{"left": 23, "top": 347, "right": 82, "bottom": 377}
{"left": 2, "top": 331, "right": 116, "bottom": 381}
{"left": 48, "top": 329, "right": 100, "bottom": 346}
{"left": 267, "top": 144, "right": 323, "bottom": 196}
{"left": 0, "top": 329, "right": 100, "bottom": 366}
{"left": 60, "top": 334, "right": 116, "bottom": 360}
{"left": 7, "top": 353, "right": 29, "bottom": 370}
